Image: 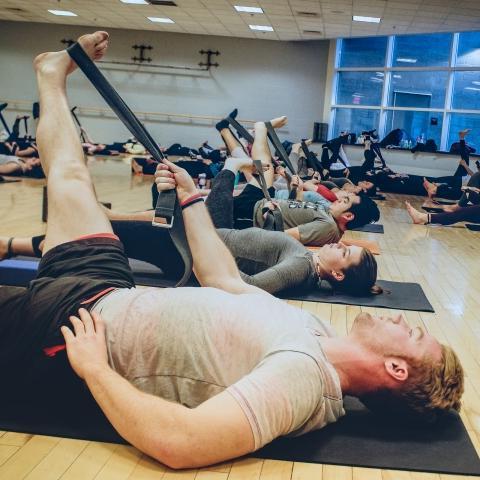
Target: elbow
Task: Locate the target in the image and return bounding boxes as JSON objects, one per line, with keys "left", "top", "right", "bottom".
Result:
{"left": 149, "top": 435, "right": 207, "bottom": 470}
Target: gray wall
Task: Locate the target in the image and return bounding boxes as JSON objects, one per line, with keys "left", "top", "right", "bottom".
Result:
{"left": 0, "top": 21, "right": 329, "bottom": 148}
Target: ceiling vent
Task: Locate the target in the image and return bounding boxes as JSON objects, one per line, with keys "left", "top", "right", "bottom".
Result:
{"left": 147, "top": 0, "right": 177, "bottom": 5}
{"left": 296, "top": 11, "right": 319, "bottom": 17}
{"left": 303, "top": 30, "right": 323, "bottom": 35}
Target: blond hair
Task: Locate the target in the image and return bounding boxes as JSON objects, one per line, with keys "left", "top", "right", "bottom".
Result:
{"left": 361, "top": 344, "right": 464, "bottom": 421}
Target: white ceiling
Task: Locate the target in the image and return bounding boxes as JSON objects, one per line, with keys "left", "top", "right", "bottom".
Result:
{"left": 0, "top": 0, "right": 479, "bottom": 41}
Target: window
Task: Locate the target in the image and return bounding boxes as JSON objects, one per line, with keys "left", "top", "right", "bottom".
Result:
{"left": 339, "top": 37, "right": 388, "bottom": 67}
{"left": 456, "top": 31, "right": 480, "bottom": 67}
{"left": 333, "top": 108, "right": 380, "bottom": 137}
{"left": 388, "top": 71, "right": 448, "bottom": 109}
{"left": 336, "top": 71, "right": 384, "bottom": 106}
{"left": 385, "top": 110, "right": 443, "bottom": 146}
{"left": 448, "top": 113, "right": 480, "bottom": 150}
{"left": 392, "top": 33, "right": 452, "bottom": 67}
{"left": 451, "top": 71, "right": 480, "bottom": 110}
{"left": 332, "top": 31, "right": 480, "bottom": 149}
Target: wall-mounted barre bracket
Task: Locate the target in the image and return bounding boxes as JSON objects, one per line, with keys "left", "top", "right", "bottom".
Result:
{"left": 132, "top": 44, "right": 153, "bottom": 63}
{"left": 199, "top": 49, "right": 220, "bottom": 70}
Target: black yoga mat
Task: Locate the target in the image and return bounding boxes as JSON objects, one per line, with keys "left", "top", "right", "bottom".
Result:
{"left": 466, "top": 223, "right": 480, "bottom": 231}
{"left": 349, "top": 223, "right": 384, "bottom": 233}
{"left": 370, "top": 194, "right": 386, "bottom": 201}
{"left": 1, "top": 395, "right": 478, "bottom": 476}
{"left": 254, "top": 396, "right": 480, "bottom": 476}
{"left": 277, "top": 279, "right": 434, "bottom": 312}
{"left": 127, "top": 262, "right": 434, "bottom": 312}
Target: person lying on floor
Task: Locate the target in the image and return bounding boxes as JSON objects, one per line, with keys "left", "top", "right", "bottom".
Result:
{"left": 1, "top": 221, "right": 381, "bottom": 297}
{"left": 0, "top": 154, "right": 45, "bottom": 178}
{"left": 159, "top": 117, "right": 380, "bottom": 244}
{"left": 0, "top": 32, "right": 464, "bottom": 470}
{"left": 405, "top": 201, "right": 480, "bottom": 226}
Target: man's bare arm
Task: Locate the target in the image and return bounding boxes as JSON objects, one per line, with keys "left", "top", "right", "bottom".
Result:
{"left": 155, "top": 161, "right": 266, "bottom": 295}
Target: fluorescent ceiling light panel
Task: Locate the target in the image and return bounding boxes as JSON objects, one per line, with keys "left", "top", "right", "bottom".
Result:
{"left": 353, "top": 15, "right": 381, "bottom": 23}
{"left": 465, "top": 87, "right": 480, "bottom": 91}
{"left": 148, "top": 16, "right": 175, "bottom": 23}
{"left": 396, "top": 57, "right": 417, "bottom": 63}
{"left": 120, "top": 0, "right": 148, "bottom": 4}
{"left": 48, "top": 9, "right": 77, "bottom": 16}
{"left": 249, "top": 24, "right": 274, "bottom": 31}
{"left": 235, "top": 6, "right": 264, "bottom": 13}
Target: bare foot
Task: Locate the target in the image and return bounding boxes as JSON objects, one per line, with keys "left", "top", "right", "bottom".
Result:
{"left": 405, "top": 201, "right": 428, "bottom": 224}
{"left": 291, "top": 142, "right": 302, "bottom": 155}
{"left": 33, "top": 31, "right": 109, "bottom": 78}
{"left": 270, "top": 116, "right": 288, "bottom": 129}
{"left": 459, "top": 129, "right": 471, "bottom": 139}
{"left": 423, "top": 177, "right": 437, "bottom": 198}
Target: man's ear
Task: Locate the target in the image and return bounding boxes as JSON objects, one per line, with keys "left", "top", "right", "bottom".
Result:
{"left": 384, "top": 358, "right": 409, "bottom": 382}
{"left": 341, "top": 212, "right": 354, "bottom": 224}
{"left": 330, "top": 270, "right": 345, "bottom": 281}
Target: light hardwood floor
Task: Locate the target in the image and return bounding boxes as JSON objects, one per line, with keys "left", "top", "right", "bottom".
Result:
{"left": 0, "top": 157, "right": 479, "bottom": 480}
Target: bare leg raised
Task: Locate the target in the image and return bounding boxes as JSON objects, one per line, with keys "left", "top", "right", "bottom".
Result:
{"left": 34, "top": 31, "right": 112, "bottom": 254}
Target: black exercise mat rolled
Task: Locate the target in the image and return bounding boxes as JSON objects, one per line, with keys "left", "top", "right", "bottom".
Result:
{"left": 349, "top": 223, "right": 384, "bottom": 233}
{"left": 0, "top": 395, "right": 478, "bottom": 475}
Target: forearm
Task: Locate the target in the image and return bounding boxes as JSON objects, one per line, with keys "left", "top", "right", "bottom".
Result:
{"left": 182, "top": 200, "right": 243, "bottom": 288}
{"left": 84, "top": 365, "right": 191, "bottom": 467}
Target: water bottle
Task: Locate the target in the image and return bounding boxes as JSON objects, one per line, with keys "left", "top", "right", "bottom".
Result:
{"left": 198, "top": 173, "right": 207, "bottom": 189}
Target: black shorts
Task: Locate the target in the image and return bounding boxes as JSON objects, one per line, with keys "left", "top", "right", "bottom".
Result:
{"left": 34, "top": 235, "right": 135, "bottom": 344}
{"left": 233, "top": 184, "right": 275, "bottom": 229}
{"left": 1, "top": 235, "right": 135, "bottom": 402}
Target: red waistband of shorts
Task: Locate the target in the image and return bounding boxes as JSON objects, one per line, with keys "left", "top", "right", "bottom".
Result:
{"left": 75, "top": 233, "right": 119, "bottom": 241}
{"left": 43, "top": 286, "right": 117, "bottom": 358}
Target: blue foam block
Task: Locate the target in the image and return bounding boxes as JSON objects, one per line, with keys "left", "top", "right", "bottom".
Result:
{"left": 0, "top": 258, "right": 39, "bottom": 286}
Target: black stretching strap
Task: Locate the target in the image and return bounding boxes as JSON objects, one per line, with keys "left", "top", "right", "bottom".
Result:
{"left": 301, "top": 139, "right": 325, "bottom": 180}
{"left": 0, "top": 112, "right": 11, "bottom": 136}
{"left": 252, "top": 160, "right": 284, "bottom": 231}
{"left": 66, "top": 42, "right": 192, "bottom": 286}
{"left": 265, "top": 122, "right": 296, "bottom": 175}
{"left": 227, "top": 115, "right": 254, "bottom": 144}
{"left": 70, "top": 106, "right": 87, "bottom": 143}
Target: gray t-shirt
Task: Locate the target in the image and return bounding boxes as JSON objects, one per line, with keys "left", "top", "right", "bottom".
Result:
{"left": 217, "top": 228, "right": 317, "bottom": 294}
{"left": 253, "top": 199, "right": 341, "bottom": 246}
{"left": 93, "top": 287, "right": 344, "bottom": 450}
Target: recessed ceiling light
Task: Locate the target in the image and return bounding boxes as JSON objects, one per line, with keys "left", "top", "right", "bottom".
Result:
{"left": 353, "top": 15, "right": 381, "bottom": 23}
{"left": 249, "top": 25, "right": 274, "bottom": 31}
{"left": 148, "top": 16, "right": 175, "bottom": 23}
{"left": 370, "top": 77, "right": 383, "bottom": 82}
{"left": 235, "top": 6, "right": 263, "bottom": 14}
{"left": 472, "top": 81, "right": 480, "bottom": 86}
{"left": 396, "top": 57, "right": 417, "bottom": 63}
{"left": 120, "top": 0, "right": 148, "bottom": 4}
{"left": 48, "top": 9, "right": 77, "bottom": 16}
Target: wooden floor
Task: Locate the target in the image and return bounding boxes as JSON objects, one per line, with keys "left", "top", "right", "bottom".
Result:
{"left": 0, "top": 157, "right": 479, "bottom": 480}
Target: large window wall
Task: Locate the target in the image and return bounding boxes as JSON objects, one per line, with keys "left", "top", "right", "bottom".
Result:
{"left": 331, "top": 31, "right": 480, "bottom": 150}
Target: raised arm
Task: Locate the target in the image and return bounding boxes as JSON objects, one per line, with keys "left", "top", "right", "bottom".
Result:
{"left": 155, "top": 161, "right": 266, "bottom": 295}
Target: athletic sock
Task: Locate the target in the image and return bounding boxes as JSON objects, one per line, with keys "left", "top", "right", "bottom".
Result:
{"left": 215, "top": 119, "right": 230, "bottom": 132}
{"left": 228, "top": 108, "right": 238, "bottom": 120}
{"left": 0, "top": 103, "right": 7, "bottom": 112}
